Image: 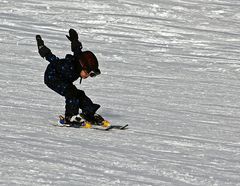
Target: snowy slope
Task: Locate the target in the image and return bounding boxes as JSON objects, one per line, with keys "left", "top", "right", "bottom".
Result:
{"left": 0, "top": 0, "right": 240, "bottom": 185}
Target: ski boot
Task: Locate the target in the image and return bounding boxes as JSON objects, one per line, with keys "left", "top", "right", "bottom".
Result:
{"left": 94, "top": 114, "right": 111, "bottom": 127}
{"left": 80, "top": 113, "right": 111, "bottom": 127}
{"left": 59, "top": 115, "right": 92, "bottom": 128}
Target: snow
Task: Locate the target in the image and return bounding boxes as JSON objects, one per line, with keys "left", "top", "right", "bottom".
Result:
{"left": 0, "top": 0, "right": 240, "bottom": 185}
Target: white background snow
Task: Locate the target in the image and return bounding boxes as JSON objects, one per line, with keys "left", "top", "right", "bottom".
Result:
{"left": 0, "top": 0, "right": 240, "bottom": 185}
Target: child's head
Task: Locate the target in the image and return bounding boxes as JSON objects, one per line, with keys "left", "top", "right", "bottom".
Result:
{"left": 79, "top": 51, "right": 101, "bottom": 78}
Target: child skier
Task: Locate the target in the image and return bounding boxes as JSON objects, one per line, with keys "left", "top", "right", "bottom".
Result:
{"left": 36, "top": 29, "right": 101, "bottom": 126}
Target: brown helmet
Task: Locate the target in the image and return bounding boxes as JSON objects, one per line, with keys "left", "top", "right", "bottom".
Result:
{"left": 79, "top": 51, "right": 99, "bottom": 73}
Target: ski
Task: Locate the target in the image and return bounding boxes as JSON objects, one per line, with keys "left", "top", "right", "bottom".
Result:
{"left": 53, "top": 115, "right": 129, "bottom": 131}
{"left": 92, "top": 124, "right": 128, "bottom": 131}
{"left": 53, "top": 122, "right": 128, "bottom": 131}
{"left": 105, "top": 124, "right": 129, "bottom": 131}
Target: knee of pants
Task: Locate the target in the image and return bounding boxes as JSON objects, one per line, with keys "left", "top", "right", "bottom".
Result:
{"left": 64, "top": 87, "right": 86, "bottom": 99}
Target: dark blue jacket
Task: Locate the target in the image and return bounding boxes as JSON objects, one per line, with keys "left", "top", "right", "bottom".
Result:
{"left": 44, "top": 53, "right": 83, "bottom": 98}
{"left": 46, "top": 54, "right": 81, "bottom": 82}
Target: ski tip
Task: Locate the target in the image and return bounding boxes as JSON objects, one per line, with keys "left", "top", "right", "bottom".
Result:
{"left": 104, "top": 124, "right": 129, "bottom": 131}
{"left": 120, "top": 124, "right": 129, "bottom": 130}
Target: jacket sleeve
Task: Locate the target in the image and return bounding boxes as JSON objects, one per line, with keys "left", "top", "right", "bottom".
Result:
{"left": 45, "top": 53, "right": 60, "bottom": 64}
{"left": 73, "top": 47, "right": 82, "bottom": 59}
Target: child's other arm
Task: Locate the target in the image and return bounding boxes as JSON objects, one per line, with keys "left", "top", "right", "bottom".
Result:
{"left": 36, "top": 35, "right": 60, "bottom": 63}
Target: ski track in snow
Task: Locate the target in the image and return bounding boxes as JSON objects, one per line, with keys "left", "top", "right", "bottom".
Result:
{"left": 0, "top": 0, "right": 240, "bottom": 185}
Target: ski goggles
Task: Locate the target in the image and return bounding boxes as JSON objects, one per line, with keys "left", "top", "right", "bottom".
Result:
{"left": 88, "top": 69, "right": 101, "bottom": 77}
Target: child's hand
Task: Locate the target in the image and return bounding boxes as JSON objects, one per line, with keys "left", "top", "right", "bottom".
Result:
{"left": 66, "top": 29, "right": 78, "bottom": 41}
{"left": 66, "top": 29, "right": 82, "bottom": 52}
{"left": 36, "top": 35, "right": 52, "bottom": 58}
{"left": 36, "top": 35, "right": 44, "bottom": 47}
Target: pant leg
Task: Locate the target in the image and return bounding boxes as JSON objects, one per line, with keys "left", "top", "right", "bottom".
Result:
{"left": 65, "top": 98, "right": 80, "bottom": 117}
{"left": 65, "top": 87, "right": 100, "bottom": 115}
{"left": 44, "top": 65, "right": 80, "bottom": 117}
{"left": 64, "top": 89, "right": 100, "bottom": 118}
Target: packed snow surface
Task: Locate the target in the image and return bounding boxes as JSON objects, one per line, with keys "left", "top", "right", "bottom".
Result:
{"left": 0, "top": 0, "right": 240, "bottom": 185}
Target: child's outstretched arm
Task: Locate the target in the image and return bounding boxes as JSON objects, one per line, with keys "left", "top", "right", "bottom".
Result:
{"left": 36, "top": 35, "right": 52, "bottom": 58}
{"left": 36, "top": 35, "right": 59, "bottom": 63}
{"left": 66, "top": 28, "right": 82, "bottom": 56}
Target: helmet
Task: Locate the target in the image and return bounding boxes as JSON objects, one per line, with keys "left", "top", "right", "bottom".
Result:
{"left": 79, "top": 51, "right": 99, "bottom": 73}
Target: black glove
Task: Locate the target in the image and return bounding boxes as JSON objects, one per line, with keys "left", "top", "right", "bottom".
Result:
{"left": 66, "top": 28, "right": 78, "bottom": 41}
{"left": 66, "top": 29, "right": 82, "bottom": 53}
{"left": 36, "top": 35, "right": 52, "bottom": 58}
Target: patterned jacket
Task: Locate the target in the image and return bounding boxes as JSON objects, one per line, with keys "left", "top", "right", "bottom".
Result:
{"left": 45, "top": 53, "right": 81, "bottom": 83}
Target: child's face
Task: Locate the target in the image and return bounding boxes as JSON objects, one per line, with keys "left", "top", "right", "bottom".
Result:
{"left": 80, "top": 70, "right": 90, "bottom": 79}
